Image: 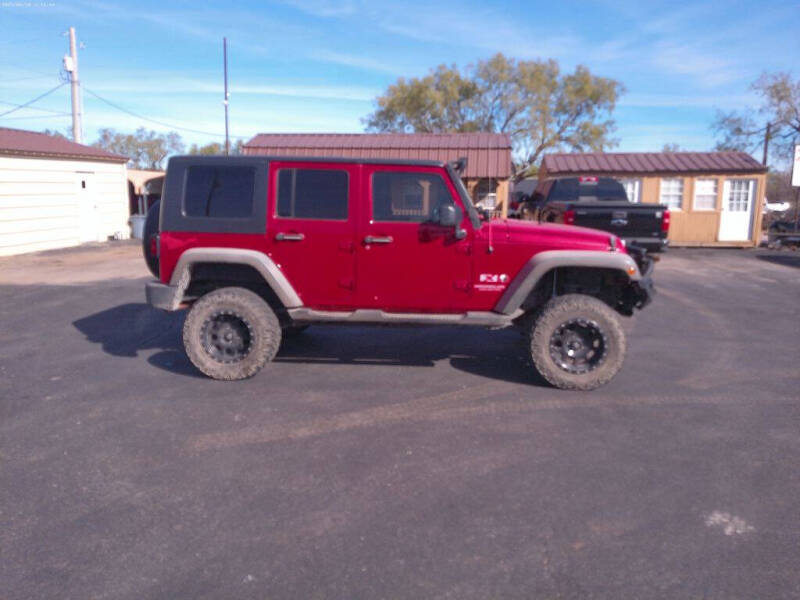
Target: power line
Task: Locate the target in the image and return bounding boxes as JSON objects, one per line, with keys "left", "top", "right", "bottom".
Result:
{"left": 0, "top": 83, "right": 67, "bottom": 118}
{"left": 0, "top": 113, "right": 71, "bottom": 121}
{"left": 83, "top": 87, "right": 249, "bottom": 139}
{"left": 0, "top": 100, "right": 69, "bottom": 115}
{"left": 0, "top": 75, "right": 56, "bottom": 84}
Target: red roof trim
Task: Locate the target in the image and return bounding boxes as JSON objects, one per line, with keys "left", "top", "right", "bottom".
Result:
{"left": 242, "top": 132, "right": 512, "bottom": 178}
{"left": 0, "top": 127, "right": 128, "bottom": 163}
{"left": 542, "top": 151, "right": 767, "bottom": 175}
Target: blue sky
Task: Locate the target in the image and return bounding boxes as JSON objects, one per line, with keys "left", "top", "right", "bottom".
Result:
{"left": 1, "top": 0, "right": 798, "bottom": 156}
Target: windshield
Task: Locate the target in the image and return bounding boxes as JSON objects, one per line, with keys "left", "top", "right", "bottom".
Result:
{"left": 446, "top": 164, "right": 481, "bottom": 228}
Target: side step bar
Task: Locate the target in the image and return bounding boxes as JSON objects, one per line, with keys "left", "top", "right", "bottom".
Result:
{"left": 287, "top": 308, "right": 523, "bottom": 327}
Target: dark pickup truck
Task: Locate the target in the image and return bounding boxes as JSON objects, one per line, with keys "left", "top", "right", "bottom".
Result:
{"left": 523, "top": 177, "right": 670, "bottom": 253}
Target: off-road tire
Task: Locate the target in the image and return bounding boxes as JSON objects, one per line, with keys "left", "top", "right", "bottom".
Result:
{"left": 183, "top": 287, "right": 281, "bottom": 380}
{"left": 142, "top": 200, "right": 160, "bottom": 278}
{"left": 528, "top": 294, "right": 626, "bottom": 391}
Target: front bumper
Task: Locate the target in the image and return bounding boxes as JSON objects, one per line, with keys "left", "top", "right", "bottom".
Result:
{"left": 626, "top": 237, "right": 669, "bottom": 252}
{"left": 145, "top": 280, "right": 180, "bottom": 311}
{"left": 633, "top": 273, "right": 654, "bottom": 308}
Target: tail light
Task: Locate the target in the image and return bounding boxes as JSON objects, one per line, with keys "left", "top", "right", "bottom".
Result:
{"left": 661, "top": 209, "right": 670, "bottom": 233}
{"left": 564, "top": 209, "right": 575, "bottom": 225}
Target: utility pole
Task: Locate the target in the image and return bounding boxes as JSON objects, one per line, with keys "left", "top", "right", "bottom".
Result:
{"left": 223, "top": 37, "right": 230, "bottom": 155}
{"left": 762, "top": 122, "right": 771, "bottom": 166}
{"left": 64, "top": 27, "right": 82, "bottom": 144}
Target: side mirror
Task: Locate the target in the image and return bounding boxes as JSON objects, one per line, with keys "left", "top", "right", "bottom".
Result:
{"left": 437, "top": 204, "right": 458, "bottom": 227}
{"left": 436, "top": 204, "right": 467, "bottom": 239}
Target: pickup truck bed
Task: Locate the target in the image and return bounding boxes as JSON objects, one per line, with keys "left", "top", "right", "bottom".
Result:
{"left": 526, "top": 177, "right": 670, "bottom": 253}
{"left": 541, "top": 200, "right": 669, "bottom": 252}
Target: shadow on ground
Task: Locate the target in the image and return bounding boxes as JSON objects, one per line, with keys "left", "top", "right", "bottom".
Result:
{"left": 73, "top": 303, "right": 547, "bottom": 387}
{"left": 756, "top": 253, "right": 800, "bottom": 269}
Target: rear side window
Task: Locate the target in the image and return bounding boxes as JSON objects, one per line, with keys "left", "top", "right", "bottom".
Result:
{"left": 277, "top": 168, "right": 348, "bottom": 220}
{"left": 549, "top": 178, "right": 627, "bottom": 202}
{"left": 184, "top": 165, "right": 255, "bottom": 218}
{"left": 371, "top": 171, "right": 454, "bottom": 222}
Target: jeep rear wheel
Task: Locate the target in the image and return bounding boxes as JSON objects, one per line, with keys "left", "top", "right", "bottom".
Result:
{"left": 527, "top": 294, "right": 626, "bottom": 391}
{"left": 183, "top": 287, "right": 281, "bottom": 380}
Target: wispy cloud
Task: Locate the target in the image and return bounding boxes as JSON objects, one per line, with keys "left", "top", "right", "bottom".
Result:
{"left": 621, "top": 92, "right": 758, "bottom": 110}
{"left": 84, "top": 74, "right": 378, "bottom": 102}
{"left": 650, "top": 41, "right": 742, "bottom": 88}
{"left": 280, "top": 0, "right": 358, "bottom": 18}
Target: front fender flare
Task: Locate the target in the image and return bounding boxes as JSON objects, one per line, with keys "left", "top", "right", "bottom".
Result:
{"left": 493, "top": 250, "right": 641, "bottom": 315}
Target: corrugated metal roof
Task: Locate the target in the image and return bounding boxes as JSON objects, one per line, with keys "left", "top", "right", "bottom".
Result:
{"left": 0, "top": 127, "right": 128, "bottom": 163}
{"left": 542, "top": 152, "right": 767, "bottom": 175}
{"left": 243, "top": 133, "right": 512, "bottom": 178}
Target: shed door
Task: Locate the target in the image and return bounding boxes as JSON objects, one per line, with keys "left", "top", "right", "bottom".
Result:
{"left": 718, "top": 179, "right": 755, "bottom": 242}
{"left": 77, "top": 172, "right": 100, "bottom": 243}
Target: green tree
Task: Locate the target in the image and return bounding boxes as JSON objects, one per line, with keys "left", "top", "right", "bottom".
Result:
{"left": 188, "top": 139, "right": 244, "bottom": 155}
{"left": 661, "top": 143, "right": 683, "bottom": 152}
{"left": 365, "top": 53, "right": 624, "bottom": 177}
{"left": 712, "top": 72, "right": 800, "bottom": 164}
{"left": 92, "top": 127, "right": 184, "bottom": 169}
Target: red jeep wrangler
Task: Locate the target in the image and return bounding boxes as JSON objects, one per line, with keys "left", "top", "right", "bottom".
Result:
{"left": 143, "top": 156, "right": 653, "bottom": 390}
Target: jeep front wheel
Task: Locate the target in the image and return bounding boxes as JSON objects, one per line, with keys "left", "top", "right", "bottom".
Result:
{"left": 183, "top": 287, "right": 281, "bottom": 380}
{"left": 528, "top": 294, "right": 626, "bottom": 391}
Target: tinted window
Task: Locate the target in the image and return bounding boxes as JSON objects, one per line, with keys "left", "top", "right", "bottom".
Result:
{"left": 548, "top": 178, "right": 627, "bottom": 202}
{"left": 184, "top": 165, "right": 255, "bottom": 218}
{"left": 372, "top": 172, "right": 454, "bottom": 222}
{"left": 277, "top": 169, "right": 348, "bottom": 220}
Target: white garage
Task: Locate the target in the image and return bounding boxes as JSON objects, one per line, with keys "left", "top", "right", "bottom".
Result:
{"left": 0, "top": 127, "right": 129, "bottom": 257}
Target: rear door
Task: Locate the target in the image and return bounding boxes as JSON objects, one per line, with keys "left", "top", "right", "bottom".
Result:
{"left": 718, "top": 179, "right": 756, "bottom": 241}
{"left": 356, "top": 165, "right": 473, "bottom": 312}
{"left": 266, "top": 161, "right": 358, "bottom": 309}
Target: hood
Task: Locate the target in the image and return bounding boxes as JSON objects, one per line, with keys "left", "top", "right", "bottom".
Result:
{"left": 500, "top": 219, "right": 623, "bottom": 252}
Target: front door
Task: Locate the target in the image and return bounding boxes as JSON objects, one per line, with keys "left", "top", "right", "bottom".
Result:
{"left": 356, "top": 165, "right": 472, "bottom": 312}
{"left": 266, "top": 161, "right": 358, "bottom": 310}
{"left": 719, "top": 179, "right": 756, "bottom": 241}
{"left": 76, "top": 172, "right": 100, "bottom": 242}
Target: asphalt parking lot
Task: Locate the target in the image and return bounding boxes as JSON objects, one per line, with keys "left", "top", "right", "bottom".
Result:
{"left": 1, "top": 242, "right": 799, "bottom": 599}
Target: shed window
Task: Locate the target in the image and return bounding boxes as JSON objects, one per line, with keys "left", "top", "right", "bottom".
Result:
{"left": 184, "top": 165, "right": 255, "bottom": 218}
{"left": 276, "top": 168, "right": 348, "bottom": 220}
{"left": 660, "top": 178, "right": 684, "bottom": 210}
{"left": 726, "top": 180, "right": 752, "bottom": 212}
{"left": 694, "top": 178, "right": 718, "bottom": 211}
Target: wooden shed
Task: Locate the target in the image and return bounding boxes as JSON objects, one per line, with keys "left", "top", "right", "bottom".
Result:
{"left": 243, "top": 133, "right": 513, "bottom": 215}
{"left": 0, "top": 127, "right": 129, "bottom": 256}
{"left": 540, "top": 152, "right": 768, "bottom": 246}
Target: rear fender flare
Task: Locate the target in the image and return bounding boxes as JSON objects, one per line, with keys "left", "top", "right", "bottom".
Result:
{"left": 494, "top": 250, "right": 641, "bottom": 315}
{"left": 170, "top": 248, "right": 303, "bottom": 308}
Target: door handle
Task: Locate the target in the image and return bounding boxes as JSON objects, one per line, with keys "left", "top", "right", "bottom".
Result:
{"left": 363, "top": 235, "right": 393, "bottom": 244}
{"left": 275, "top": 232, "right": 305, "bottom": 242}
